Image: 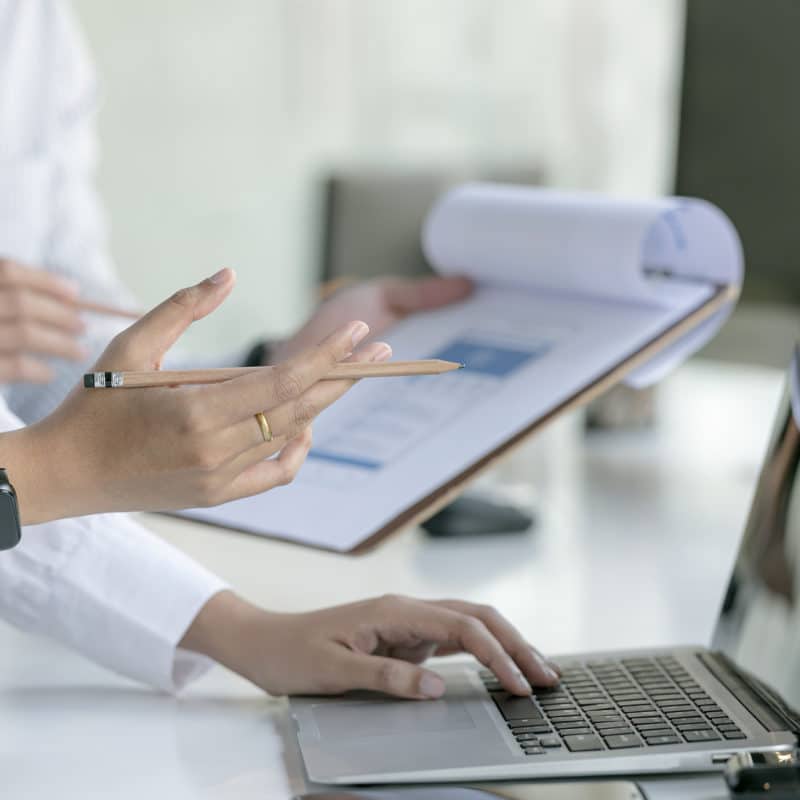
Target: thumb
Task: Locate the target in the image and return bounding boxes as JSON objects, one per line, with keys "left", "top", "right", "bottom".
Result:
{"left": 99, "top": 268, "right": 236, "bottom": 370}
{"left": 335, "top": 649, "right": 446, "bottom": 700}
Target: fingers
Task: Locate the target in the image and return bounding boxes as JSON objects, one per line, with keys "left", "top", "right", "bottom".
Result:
{"left": 329, "top": 648, "right": 447, "bottom": 700}
{"left": 432, "top": 600, "right": 560, "bottom": 687}
{"left": 203, "top": 319, "right": 371, "bottom": 426}
{"left": 97, "top": 268, "right": 236, "bottom": 370}
{"left": 0, "top": 287, "right": 85, "bottom": 333}
{"left": 213, "top": 427, "right": 313, "bottom": 504}
{"left": 0, "top": 321, "right": 86, "bottom": 362}
{"left": 382, "top": 276, "right": 473, "bottom": 316}
{"left": 214, "top": 340, "right": 392, "bottom": 458}
{"left": 0, "top": 260, "right": 79, "bottom": 300}
{"left": 351, "top": 597, "right": 538, "bottom": 697}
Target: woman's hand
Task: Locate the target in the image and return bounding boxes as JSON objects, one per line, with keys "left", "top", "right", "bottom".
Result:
{"left": 6, "top": 268, "right": 390, "bottom": 524}
{"left": 0, "top": 259, "right": 86, "bottom": 383}
{"left": 182, "top": 591, "right": 561, "bottom": 699}
{"left": 269, "top": 275, "right": 473, "bottom": 362}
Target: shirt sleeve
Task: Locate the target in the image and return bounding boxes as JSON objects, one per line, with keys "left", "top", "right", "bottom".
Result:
{"left": 0, "top": 398, "right": 228, "bottom": 692}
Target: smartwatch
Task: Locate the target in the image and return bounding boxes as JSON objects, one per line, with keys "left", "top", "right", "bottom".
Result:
{"left": 0, "top": 468, "right": 21, "bottom": 551}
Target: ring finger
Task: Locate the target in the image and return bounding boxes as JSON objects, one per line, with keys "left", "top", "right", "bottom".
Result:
{"left": 214, "top": 340, "right": 392, "bottom": 460}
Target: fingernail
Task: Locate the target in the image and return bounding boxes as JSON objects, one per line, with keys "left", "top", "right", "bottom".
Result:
{"left": 543, "top": 666, "right": 559, "bottom": 682}
{"left": 515, "top": 672, "right": 532, "bottom": 694}
{"left": 370, "top": 343, "right": 392, "bottom": 362}
{"left": 207, "top": 268, "right": 230, "bottom": 284}
{"left": 419, "top": 673, "right": 445, "bottom": 699}
{"left": 349, "top": 321, "right": 369, "bottom": 347}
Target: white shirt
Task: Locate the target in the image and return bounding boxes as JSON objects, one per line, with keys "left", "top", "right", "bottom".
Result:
{"left": 0, "top": 0, "right": 228, "bottom": 692}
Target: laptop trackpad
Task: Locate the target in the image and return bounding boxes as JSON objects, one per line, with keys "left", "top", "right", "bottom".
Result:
{"left": 312, "top": 699, "right": 475, "bottom": 740}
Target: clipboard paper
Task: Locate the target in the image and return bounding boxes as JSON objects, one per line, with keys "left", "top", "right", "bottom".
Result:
{"left": 179, "top": 185, "right": 743, "bottom": 554}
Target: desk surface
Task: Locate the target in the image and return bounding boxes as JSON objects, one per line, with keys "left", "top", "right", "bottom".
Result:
{"left": 1, "top": 360, "right": 784, "bottom": 799}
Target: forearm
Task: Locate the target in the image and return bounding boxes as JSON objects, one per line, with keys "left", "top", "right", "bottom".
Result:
{"left": 0, "top": 510, "right": 227, "bottom": 693}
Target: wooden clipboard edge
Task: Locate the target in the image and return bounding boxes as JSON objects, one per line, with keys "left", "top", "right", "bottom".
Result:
{"left": 166, "top": 284, "right": 736, "bottom": 555}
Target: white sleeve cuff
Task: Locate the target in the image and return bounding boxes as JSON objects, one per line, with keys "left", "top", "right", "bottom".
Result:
{"left": 0, "top": 511, "right": 228, "bottom": 693}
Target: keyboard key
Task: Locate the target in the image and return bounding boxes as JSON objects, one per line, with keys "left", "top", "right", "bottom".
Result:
{"left": 596, "top": 726, "right": 633, "bottom": 736}
{"left": 723, "top": 731, "right": 747, "bottom": 740}
{"left": 547, "top": 711, "right": 583, "bottom": 720}
{"left": 676, "top": 722, "right": 713, "bottom": 732}
{"left": 717, "top": 724, "right": 742, "bottom": 733}
{"left": 604, "top": 733, "right": 643, "bottom": 749}
{"left": 524, "top": 747, "right": 546, "bottom": 755}
{"left": 594, "top": 720, "right": 628, "bottom": 731}
{"left": 645, "top": 734, "right": 682, "bottom": 746}
{"left": 564, "top": 734, "right": 604, "bottom": 752}
{"left": 515, "top": 733, "right": 539, "bottom": 741}
{"left": 572, "top": 693, "right": 607, "bottom": 702}
{"left": 619, "top": 705, "right": 656, "bottom": 714}
{"left": 539, "top": 700, "right": 575, "bottom": 708}
{"left": 666, "top": 712, "right": 704, "bottom": 721}
{"left": 636, "top": 724, "right": 675, "bottom": 734}
{"left": 539, "top": 736, "right": 562, "bottom": 748}
{"left": 555, "top": 726, "right": 593, "bottom": 736}
{"left": 629, "top": 716, "right": 665, "bottom": 725}
{"left": 510, "top": 726, "right": 550, "bottom": 735}
{"left": 656, "top": 703, "right": 693, "bottom": 712}
{"left": 494, "top": 694, "right": 543, "bottom": 721}
{"left": 586, "top": 711, "right": 622, "bottom": 723}
{"left": 683, "top": 729, "right": 721, "bottom": 742}
{"left": 508, "top": 717, "right": 550, "bottom": 730}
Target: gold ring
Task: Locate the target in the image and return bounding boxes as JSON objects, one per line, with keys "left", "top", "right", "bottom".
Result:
{"left": 255, "top": 412, "right": 273, "bottom": 442}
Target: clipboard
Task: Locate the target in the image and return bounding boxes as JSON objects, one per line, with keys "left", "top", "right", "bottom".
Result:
{"left": 178, "top": 186, "right": 743, "bottom": 554}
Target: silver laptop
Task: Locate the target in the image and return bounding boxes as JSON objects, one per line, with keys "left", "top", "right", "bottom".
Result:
{"left": 290, "top": 350, "right": 800, "bottom": 784}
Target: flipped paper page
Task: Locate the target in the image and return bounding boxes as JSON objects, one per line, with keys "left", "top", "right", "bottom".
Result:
{"left": 182, "top": 185, "right": 743, "bottom": 552}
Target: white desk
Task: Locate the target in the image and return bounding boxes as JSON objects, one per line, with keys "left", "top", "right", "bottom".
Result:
{"left": 1, "top": 360, "right": 785, "bottom": 799}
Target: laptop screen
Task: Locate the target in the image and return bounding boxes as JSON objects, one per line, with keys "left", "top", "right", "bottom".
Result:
{"left": 712, "top": 349, "right": 800, "bottom": 709}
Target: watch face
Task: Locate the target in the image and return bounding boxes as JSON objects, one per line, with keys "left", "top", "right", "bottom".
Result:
{"left": 0, "top": 493, "right": 21, "bottom": 550}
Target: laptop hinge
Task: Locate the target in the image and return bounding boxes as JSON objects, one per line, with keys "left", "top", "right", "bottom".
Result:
{"left": 704, "top": 651, "right": 800, "bottom": 737}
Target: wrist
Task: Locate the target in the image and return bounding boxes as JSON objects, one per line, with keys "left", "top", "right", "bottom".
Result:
{"left": 0, "top": 425, "right": 59, "bottom": 525}
{"left": 179, "top": 590, "right": 284, "bottom": 690}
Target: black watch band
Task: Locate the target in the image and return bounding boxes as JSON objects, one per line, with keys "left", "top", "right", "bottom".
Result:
{"left": 0, "top": 468, "right": 21, "bottom": 551}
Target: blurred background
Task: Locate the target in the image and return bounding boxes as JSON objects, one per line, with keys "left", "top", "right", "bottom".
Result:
{"left": 72, "top": 0, "right": 799, "bottom": 365}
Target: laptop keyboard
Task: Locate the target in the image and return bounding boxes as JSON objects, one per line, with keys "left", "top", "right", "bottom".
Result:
{"left": 479, "top": 655, "right": 747, "bottom": 756}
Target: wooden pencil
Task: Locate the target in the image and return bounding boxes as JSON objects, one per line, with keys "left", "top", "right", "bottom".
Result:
{"left": 83, "top": 359, "right": 464, "bottom": 389}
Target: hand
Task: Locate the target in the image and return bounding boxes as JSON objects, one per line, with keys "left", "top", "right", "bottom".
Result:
{"left": 182, "top": 591, "right": 561, "bottom": 700}
{"left": 0, "top": 259, "right": 86, "bottom": 383}
{"left": 269, "top": 275, "right": 473, "bottom": 362}
{"left": 5, "top": 268, "right": 391, "bottom": 524}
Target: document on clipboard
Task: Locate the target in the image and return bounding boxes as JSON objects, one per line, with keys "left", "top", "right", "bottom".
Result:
{"left": 180, "top": 184, "right": 744, "bottom": 553}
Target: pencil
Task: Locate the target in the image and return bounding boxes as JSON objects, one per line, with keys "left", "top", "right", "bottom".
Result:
{"left": 83, "top": 359, "right": 464, "bottom": 389}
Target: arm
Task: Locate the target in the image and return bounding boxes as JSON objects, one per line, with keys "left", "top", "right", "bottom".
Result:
{"left": 0, "top": 388, "right": 224, "bottom": 691}
{"left": 181, "top": 590, "right": 561, "bottom": 699}
{"left": 2, "top": 269, "right": 390, "bottom": 525}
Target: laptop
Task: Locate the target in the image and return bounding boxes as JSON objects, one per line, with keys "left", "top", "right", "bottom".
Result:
{"left": 290, "top": 350, "right": 800, "bottom": 784}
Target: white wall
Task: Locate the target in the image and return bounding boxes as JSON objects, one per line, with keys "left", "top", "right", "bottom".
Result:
{"left": 72, "top": 0, "right": 685, "bottom": 355}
